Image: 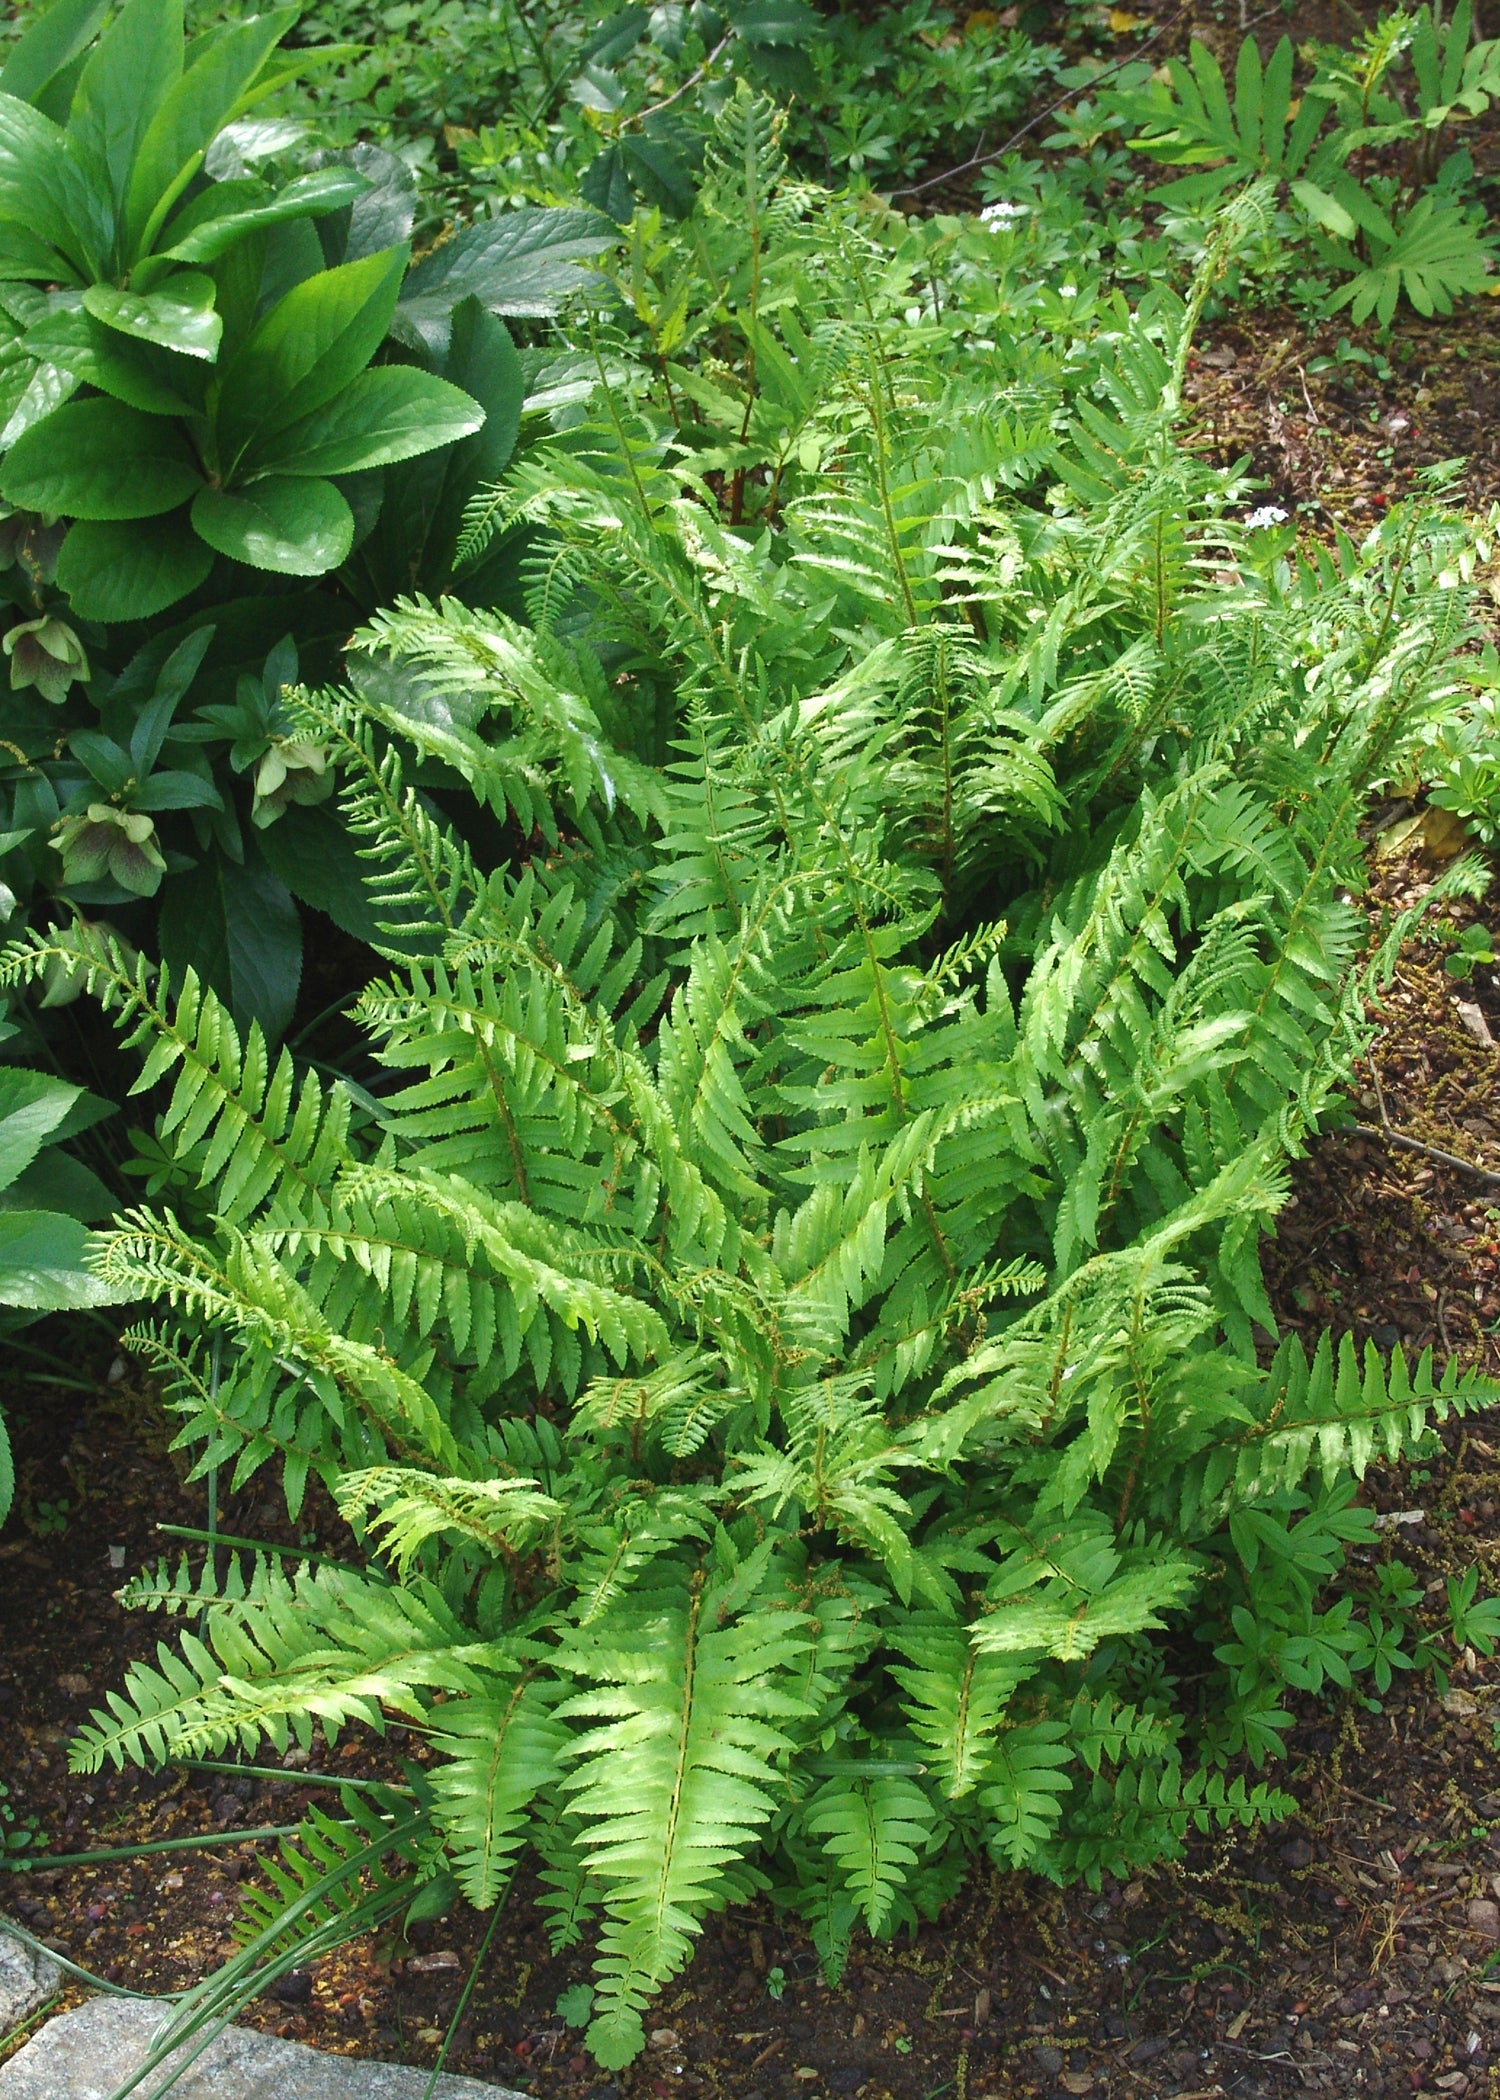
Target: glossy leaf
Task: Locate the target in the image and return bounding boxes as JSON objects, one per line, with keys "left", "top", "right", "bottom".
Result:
{"left": 0, "top": 1209, "right": 120, "bottom": 1309}
{"left": 306, "top": 143, "right": 416, "bottom": 265}
{"left": 55, "top": 513, "right": 214, "bottom": 621}
{"left": 132, "top": 769, "right": 225, "bottom": 811}
{"left": 0, "top": 0, "right": 110, "bottom": 105}
{"left": 123, "top": 8, "right": 297, "bottom": 259}
{"left": 0, "top": 93, "right": 95, "bottom": 279}
{"left": 0, "top": 354, "right": 79, "bottom": 448}
{"left": 0, "top": 1067, "right": 84, "bottom": 1190}
{"left": 83, "top": 271, "right": 221, "bottom": 360}
{"left": 249, "top": 366, "right": 485, "bottom": 479}
{"left": 344, "top": 301, "right": 521, "bottom": 604}
{"left": 621, "top": 134, "right": 696, "bottom": 218}
{"left": 3, "top": 397, "right": 203, "bottom": 519}
{"left": 130, "top": 625, "right": 215, "bottom": 774}
{"left": 192, "top": 475, "right": 354, "bottom": 574}
{"left": 22, "top": 304, "right": 202, "bottom": 415}
{"left": 395, "top": 206, "right": 614, "bottom": 355}
{"left": 579, "top": 146, "right": 635, "bottom": 229}
{"left": 69, "top": 0, "right": 184, "bottom": 210}
{"left": 215, "top": 244, "right": 408, "bottom": 470}
{"left": 3, "top": 1148, "right": 114, "bottom": 1225}
{"left": 162, "top": 167, "right": 368, "bottom": 265}
{"left": 730, "top": 0, "right": 821, "bottom": 40}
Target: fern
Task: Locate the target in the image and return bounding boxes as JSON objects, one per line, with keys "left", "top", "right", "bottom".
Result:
{"left": 24, "top": 130, "right": 1500, "bottom": 2068}
{"left": 804, "top": 1772, "right": 939, "bottom": 1934}
{"left": 555, "top": 1564, "right": 811, "bottom": 2067}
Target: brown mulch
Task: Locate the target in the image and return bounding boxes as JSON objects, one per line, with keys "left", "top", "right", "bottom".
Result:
{"left": 1186, "top": 306, "right": 1500, "bottom": 530}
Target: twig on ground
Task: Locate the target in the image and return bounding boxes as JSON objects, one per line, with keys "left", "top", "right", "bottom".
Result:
{"left": 890, "top": 5, "right": 1193, "bottom": 200}
{"left": 890, "top": 1, "right": 1287, "bottom": 202}
{"left": 1354, "top": 1122, "right": 1500, "bottom": 1193}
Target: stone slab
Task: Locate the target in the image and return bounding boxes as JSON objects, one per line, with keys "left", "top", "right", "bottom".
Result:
{"left": 0, "top": 1926, "right": 60, "bottom": 2036}
{"left": 0, "top": 1996, "right": 523, "bottom": 2100}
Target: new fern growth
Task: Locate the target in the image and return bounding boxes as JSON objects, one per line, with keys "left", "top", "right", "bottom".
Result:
{"left": 17, "top": 120, "right": 1499, "bottom": 2071}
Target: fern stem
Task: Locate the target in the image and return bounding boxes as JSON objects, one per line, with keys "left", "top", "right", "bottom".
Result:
{"left": 170, "top": 1756, "right": 414, "bottom": 1797}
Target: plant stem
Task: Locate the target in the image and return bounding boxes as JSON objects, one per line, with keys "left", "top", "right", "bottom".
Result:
{"left": 421, "top": 1899, "right": 506, "bottom": 2099}
{"left": 169, "top": 1757, "right": 414, "bottom": 1799}
{"left": 7, "top": 1827, "right": 302, "bottom": 1872}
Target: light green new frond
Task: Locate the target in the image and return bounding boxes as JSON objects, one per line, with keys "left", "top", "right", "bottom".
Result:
{"left": 427, "top": 1677, "right": 569, "bottom": 1908}
{"left": 980, "top": 1720, "right": 1072, "bottom": 1867}
{"left": 270, "top": 1167, "right": 670, "bottom": 1379}
{"left": 119, "top": 1549, "right": 299, "bottom": 1620}
{"left": 75, "top": 1561, "right": 506, "bottom": 1769}
{"left": 70, "top": 1629, "right": 233, "bottom": 1773}
{"left": 566, "top": 1492, "right": 721, "bottom": 1628}
{"left": 972, "top": 1507, "right": 1199, "bottom": 1662}
{"left": 97, "top": 1218, "right": 458, "bottom": 1470}
{"left": 1196, "top": 1332, "right": 1500, "bottom": 1511}
{"left": 337, "top": 1468, "right": 565, "bottom": 1575}
{"left": 351, "top": 598, "right": 664, "bottom": 830}
{"left": 803, "top": 1772, "right": 937, "bottom": 1934}
{"left": 887, "top": 1621, "right": 1030, "bottom": 1799}
{"left": 556, "top": 1572, "right": 811, "bottom": 2067}
{"left": 571, "top": 1352, "right": 731, "bottom": 1458}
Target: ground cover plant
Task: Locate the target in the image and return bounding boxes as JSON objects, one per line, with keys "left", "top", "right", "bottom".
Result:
{"left": 0, "top": 0, "right": 1494, "bottom": 1049}
{"left": 2, "top": 108, "right": 1499, "bottom": 2086}
{"left": 1090, "top": 4, "right": 1500, "bottom": 323}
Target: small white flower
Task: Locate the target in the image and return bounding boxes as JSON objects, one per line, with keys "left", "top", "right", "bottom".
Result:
{"left": 980, "top": 199, "right": 1030, "bottom": 225}
{"left": 1058, "top": 283, "right": 1078, "bottom": 297}
{"left": 1245, "top": 504, "right": 1289, "bottom": 530}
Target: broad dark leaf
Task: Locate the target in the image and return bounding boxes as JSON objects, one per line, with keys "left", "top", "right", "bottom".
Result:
{"left": 158, "top": 836, "right": 302, "bottom": 1040}
{"left": 55, "top": 513, "right": 214, "bottom": 621}
{"left": 395, "top": 206, "right": 615, "bottom": 355}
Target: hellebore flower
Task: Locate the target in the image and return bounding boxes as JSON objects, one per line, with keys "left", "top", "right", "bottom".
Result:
{"left": 56, "top": 806, "right": 167, "bottom": 898}
{"left": 4, "top": 615, "right": 89, "bottom": 705}
{"left": 251, "top": 739, "right": 333, "bottom": 828}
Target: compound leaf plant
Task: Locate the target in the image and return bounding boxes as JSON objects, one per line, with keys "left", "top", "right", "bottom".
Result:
{"left": 13, "top": 139, "right": 1500, "bottom": 2077}
{"left": 0, "top": 0, "right": 615, "bottom": 1038}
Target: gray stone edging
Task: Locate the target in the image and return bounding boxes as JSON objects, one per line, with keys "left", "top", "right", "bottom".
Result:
{"left": 0, "top": 1995, "right": 526, "bottom": 2099}
{"left": 0, "top": 1926, "right": 60, "bottom": 2039}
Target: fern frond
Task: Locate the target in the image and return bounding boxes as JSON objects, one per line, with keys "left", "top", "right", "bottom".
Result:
{"left": 0, "top": 929, "right": 348, "bottom": 1227}
{"left": 427, "top": 1676, "right": 569, "bottom": 1907}
{"left": 337, "top": 1468, "right": 565, "bottom": 1574}
{"left": 555, "top": 1567, "right": 810, "bottom": 2067}
{"left": 979, "top": 1720, "right": 1073, "bottom": 1868}
{"left": 803, "top": 1772, "right": 938, "bottom": 1933}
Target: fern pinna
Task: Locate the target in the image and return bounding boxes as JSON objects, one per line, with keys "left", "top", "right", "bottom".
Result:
{"left": 13, "top": 132, "right": 1498, "bottom": 2069}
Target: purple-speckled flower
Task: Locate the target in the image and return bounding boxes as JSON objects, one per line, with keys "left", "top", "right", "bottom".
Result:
{"left": 56, "top": 805, "right": 167, "bottom": 897}
{"left": 4, "top": 615, "right": 89, "bottom": 705}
